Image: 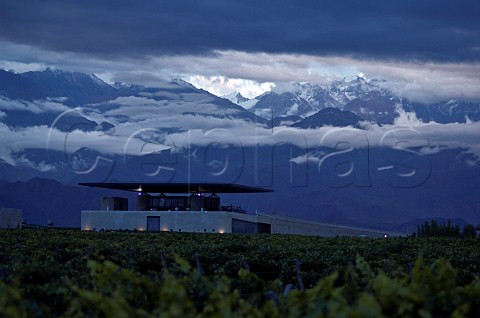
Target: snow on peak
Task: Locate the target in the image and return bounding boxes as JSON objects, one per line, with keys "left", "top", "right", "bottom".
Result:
{"left": 328, "top": 76, "right": 383, "bottom": 103}
{"left": 113, "top": 81, "right": 135, "bottom": 89}
{"left": 89, "top": 73, "right": 111, "bottom": 87}
{"left": 250, "top": 76, "right": 391, "bottom": 118}
{"left": 222, "top": 91, "right": 258, "bottom": 109}
{"left": 446, "top": 99, "right": 459, "bottom": 106}
{"left": 171, "top": 78, "right": 197, "bottom": 90}
{"left": 222, "top": 91, "right": 247, "bottom": 103}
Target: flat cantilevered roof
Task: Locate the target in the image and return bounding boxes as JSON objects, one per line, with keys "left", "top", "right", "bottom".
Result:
{"left": 78, "top": 182, "right": 273, "bottom": 194}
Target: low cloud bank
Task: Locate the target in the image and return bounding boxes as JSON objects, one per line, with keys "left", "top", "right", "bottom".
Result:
{"left": 1, "top": 103, "right": 479, "bottom": 170}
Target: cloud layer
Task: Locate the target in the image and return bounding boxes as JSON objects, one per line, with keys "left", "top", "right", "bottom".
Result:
{"left": 2, "top": 44, "right": 480, "bottom": 103}
{"left": 1, "top": 1, "right": 479, "bottom": 62}
{"left": 1, "top": 1, "right": 480, "bottom": 103}
{"left": 1, "top": 95, "right": 480, "bottom": 171}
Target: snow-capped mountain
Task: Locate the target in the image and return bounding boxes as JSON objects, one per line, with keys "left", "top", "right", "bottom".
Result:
{"left": 239, "top": 76, "right": 480, "bottom": 125}
{"left": 404, "top": 100, "right": 480, "bottom": 124}
{"left": 221, "top": 91, "right": 258, "bottom": 109}
{"left": 343, "top": 91, "right": 400, "bottom": 124}
{"left": 0, "top": 69, "right": 266, "bottom": 129}
{"left": 0, "top": 68, "right": 270, "bottom": 184}
{"left": 250, "top": 76, "right": 386, "bottom": 119}
{"left": 327, "top": 76, "right": 384, "bottom": 106}
{"left": 171, "top": 77, "right": 199, "bottom": 91}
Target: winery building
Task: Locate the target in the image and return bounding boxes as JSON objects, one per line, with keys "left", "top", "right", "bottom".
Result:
{"left": 80, "top": 182, "right": 396, "bottom": 238}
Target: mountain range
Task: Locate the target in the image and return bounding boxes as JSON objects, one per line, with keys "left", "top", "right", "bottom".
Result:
{"left": 223, "top": 76, "right": 480, "bottom": 125}
{"left": 1, "top": 68, "right": 479, "bottom": 231}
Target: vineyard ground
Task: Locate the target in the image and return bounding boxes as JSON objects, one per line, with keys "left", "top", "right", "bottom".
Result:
{"left": 0, "top": 229, "right": 479, "bottom": 317}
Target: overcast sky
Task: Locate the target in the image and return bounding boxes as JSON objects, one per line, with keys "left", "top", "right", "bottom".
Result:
{"left": 1, "top": 0, "right": 479, "bottom": 101}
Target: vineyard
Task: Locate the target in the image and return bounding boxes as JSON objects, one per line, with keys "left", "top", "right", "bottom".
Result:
{"left": 1, "top": 229, "right": 480, "bottom": 317}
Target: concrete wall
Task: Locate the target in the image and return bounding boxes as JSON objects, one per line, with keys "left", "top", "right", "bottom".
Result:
{"left": 81, "top": 210, "right": 398, "bottom": 237}
{"left": 0, "top": 208, "right": 22, "bottom": 229}
{"left": 256, "top": 214, "right": 392, "bottom": 238}
{"left": 81, "top": 210, "right": 253, "bottom": 233}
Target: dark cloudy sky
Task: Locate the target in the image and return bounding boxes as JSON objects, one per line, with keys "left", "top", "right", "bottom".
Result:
{"left": 1, "top": 0, "right": 479, "bottom": 101}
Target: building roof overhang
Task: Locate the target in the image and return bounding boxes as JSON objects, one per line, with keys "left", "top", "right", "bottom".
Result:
{"left": 78, "top": 182, "right": 273, "bottom": 194}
